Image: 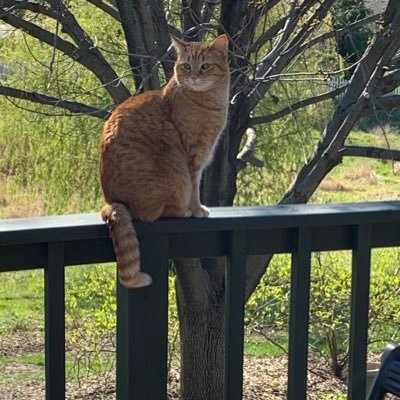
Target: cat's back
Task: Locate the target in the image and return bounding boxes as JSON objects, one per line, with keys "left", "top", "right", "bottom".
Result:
{"left": 102, "top": 90, "right": 167, "bottom": 143}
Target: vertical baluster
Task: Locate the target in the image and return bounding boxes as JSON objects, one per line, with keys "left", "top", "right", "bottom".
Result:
{"left": 45, "top": 241, "right": 65, "bottom": 399}
{"left": 224, "top": 230, "right": 247, "bottom": 400}
{"left": 288, "top": 228, "right": 312, "bottom": 400}
{"left": 348, "top": 225, "right": 372, "bottom": 400}
{"left": 117, "top": 234, "right": 169, "bottom": 400}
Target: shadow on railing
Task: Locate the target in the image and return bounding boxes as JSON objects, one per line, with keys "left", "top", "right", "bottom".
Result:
{"left": 1, "top": 201, "right": 400, "bottom": 400}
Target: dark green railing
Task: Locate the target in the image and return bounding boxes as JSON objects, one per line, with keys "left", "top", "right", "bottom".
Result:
{"left": 1, "top": 201, "right": 400, "bottom": 399}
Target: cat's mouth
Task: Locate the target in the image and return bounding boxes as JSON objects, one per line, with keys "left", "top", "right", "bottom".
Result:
{"left": 185, "top": 79, "right": 213, "bottom": 92}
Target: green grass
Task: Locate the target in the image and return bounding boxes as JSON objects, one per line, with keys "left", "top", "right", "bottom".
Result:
{"left": 244, "top": 334, "right": 287, "bottom": 357}
{"left": 0, "top": 354, "right": 44, "bottom": 384}
{"left": 312, "top": 131, "right": 400, "bottom": 203}
{"left": 0, "top": 270, "right": 44, "bottom": 333}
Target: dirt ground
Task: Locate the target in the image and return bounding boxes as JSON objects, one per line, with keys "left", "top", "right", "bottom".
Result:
{"left": 0, "top": 331, "right": 353, "bottom": 400}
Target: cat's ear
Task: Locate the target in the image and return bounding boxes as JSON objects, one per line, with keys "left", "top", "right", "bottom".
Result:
{"left": 209, "top": 34, "right": 229, "bottom": 54}
{"left": 170, "top": 35, "right": 188, "bottom": 54}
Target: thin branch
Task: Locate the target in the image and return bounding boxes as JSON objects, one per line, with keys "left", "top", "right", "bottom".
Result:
{"left": 248, "top": 85, "right": 348, "bottom": 126}
{"left": 341, "top": 146, "right": 400, "bottom": 162}
{"left": 249, "top": 0, "right": 318, "bottom": 54}
{"left": 260, "top": 0, "right": 281, "bottom": 16}
{"left": 0, "top": 7, "right": 80, "bottom": 56}
{"left": 298, "top": 14, "right": 381, "bottom": 55}
{"left": 182, "top": 0, "right": 203, "bottom": 40}
{"left": 0, "top": 3, "right": 130, "bottom": 102}
{"left": 247, "top": 15, "right": 286, "bottom": 54}
{"left": 44, "top": 0, "right": 130, "bottom": 101}
{"left": 85, "top": 0, "right": 120, "bottom": 21}
{"left": 0, "top": 84, "right": 110, "bottom": 119}
{"left": 201, "top": 0, "right": 217, "bottom": 25}
{"left": 1, "top": 0, "right": 58, "bottom": 18}
{"left": 246, "top": 0, "right": 336, "bottom": 111}
{"left": 377, "top": 70, "right": 400, "bottom": 96}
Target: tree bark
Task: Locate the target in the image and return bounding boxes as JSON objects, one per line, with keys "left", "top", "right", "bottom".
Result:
{"left": 176, "top": 285, "right": 225, "bottom": 400}
{"left": 175, "top": 257, "right": 226, "bottom": 400}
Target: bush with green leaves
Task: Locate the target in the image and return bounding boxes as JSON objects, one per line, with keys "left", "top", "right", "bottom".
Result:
{"left": 65, "top": 264, "right": 180, "bottom": 379}
{"left": 245, "top": 249, "right": 400, "bottom": 378}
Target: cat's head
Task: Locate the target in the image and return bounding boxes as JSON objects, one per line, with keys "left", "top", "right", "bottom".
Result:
{"left": 171, "top": 35, "right": 229, "bottom": 92}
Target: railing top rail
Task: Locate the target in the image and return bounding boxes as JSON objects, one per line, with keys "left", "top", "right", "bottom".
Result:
{"left": 1, "top": 201, "right": 400, "bottom": 246}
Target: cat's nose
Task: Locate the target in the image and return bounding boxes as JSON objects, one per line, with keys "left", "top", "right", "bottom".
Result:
{"left": 191, "top": 75, "right": 198, "bottom": 81}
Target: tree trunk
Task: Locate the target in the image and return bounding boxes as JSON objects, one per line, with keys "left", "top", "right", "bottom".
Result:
{"left": 176, "top": 287, "right": 225, "bottom": 400}
{"left": 175, "top": 258, "right": 226, "bottom": 400}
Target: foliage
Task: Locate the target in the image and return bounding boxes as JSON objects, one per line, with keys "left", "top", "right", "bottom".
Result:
{"left": 0, "top": 100, "right": 103, "bottom": 215}
{"left": 64, "top": 264, "right": 180, "bottom": 379}
{"left": 65, "top": 265, "right": 116, "bottom": 378}
{"left": 245, "top": 249, "right": 400, "bottom": 377}
{"left": 332, "top": 0, "right": 374, "bottom": 78}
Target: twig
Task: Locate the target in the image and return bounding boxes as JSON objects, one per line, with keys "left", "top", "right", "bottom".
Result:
{"left": 0, "top": 85, "right": 110, "bottom": 119}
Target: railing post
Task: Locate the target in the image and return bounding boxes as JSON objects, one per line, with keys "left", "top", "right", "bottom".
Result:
{"left": 116, "top": 234, "right": 169, "bottom": 400}
{"left": 288, "top": 227, "right": 312, "bottom": 400}
{"left": 224, "top": 230, "right": 247, "bottom": 400}
{"left": 45, "top": 241, "right": 65, "bottom": 399}
{"left": 348, "top": 224, "right": 372, "bottom": 400}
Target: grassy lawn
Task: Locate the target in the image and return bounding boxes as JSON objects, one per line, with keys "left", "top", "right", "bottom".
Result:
{"left": 0, "top": 270, "right": 43, "bottom": 334}
{"left": 312, "top": 131, "right": 400, "bottom": 203}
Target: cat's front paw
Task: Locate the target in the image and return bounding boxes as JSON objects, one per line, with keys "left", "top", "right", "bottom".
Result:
{"left": 191, "top": 205, "right": 210, "bottom": 218}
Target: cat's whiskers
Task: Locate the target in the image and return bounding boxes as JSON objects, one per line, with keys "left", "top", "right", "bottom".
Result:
{"left": 164, "top": 82, "right": 181, "bottom": 103}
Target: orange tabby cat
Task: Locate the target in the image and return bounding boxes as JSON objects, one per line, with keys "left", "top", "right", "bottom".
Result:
{"left": 100, "top": 35, "right": 230, "bottom": 288}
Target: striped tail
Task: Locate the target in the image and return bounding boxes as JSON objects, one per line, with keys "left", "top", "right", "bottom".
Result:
{"left": 101, "top": 202, "right": 152, "bottom": 288}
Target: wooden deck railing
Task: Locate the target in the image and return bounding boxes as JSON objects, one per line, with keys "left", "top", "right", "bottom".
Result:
{"left": 1, "top": 201, "right": 400, "bottom": 399}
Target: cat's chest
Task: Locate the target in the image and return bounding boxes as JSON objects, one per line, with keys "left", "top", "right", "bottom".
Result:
{"left": 172, "top": 109, "right": 227, "bottom": 137}
{"left": 172, "top": 111, "right": 226, "bottom": 171}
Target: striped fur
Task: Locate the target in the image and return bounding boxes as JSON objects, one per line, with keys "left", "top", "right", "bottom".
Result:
{"left": 101, "top": 203, "right": 152, "bottom": 288}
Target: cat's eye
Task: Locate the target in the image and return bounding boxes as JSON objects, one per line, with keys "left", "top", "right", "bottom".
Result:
{"left": 201, "top": 63, "right": 211, "bottom": 70}
{"left": 182, "top": 63, "right": 191, "bottom": 70}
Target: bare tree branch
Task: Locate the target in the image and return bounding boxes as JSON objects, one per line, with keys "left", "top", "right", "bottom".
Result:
{"left": 298, "top": 14, "right": 381, "bottom": 55}
{"left": 201, "top": 0, "right": 217, "bottom": 26}
{"left": 114, "top": 0, "right": 143, "bottom": 89}
{"left": 1, "top": 0, "right": 58, "bottom": 19}
{"left": 245, "top": 0, "right": 400, "bottom": 299}
{"left": 248, "top": 85, "right": 348, "bottom": 126}
{"left": 0, "top": 2, "right": 130, "bottom": 103}
{"left": 375, "top": 69, "right": 400, "bottom": 96}
{"left": 150, "top": 0, "right": 174, "bottom": 78}
{"left": 132, "top": 0, "right": 160, "bottom": 89}
{"left": 182, "top": 0, "right": 202, "bottom": 40}
{"left": 0, "top": 84, "right": 109, "bottom": 118}
{"left": 341, "top": 146, "right": 400, "bottom": 161}
{"left": 236, "top": 127, "right": 264, "bottom": 171}
{"left": 249, "top": 0, "right": 318, "bottom": 54}
{"left": 260, "top": 0, "right": 281, "bottom": 16}
{"left": 246, "top": 0, "right": 336, "bottom": 112}
{"left": 247, "top": 15, "right": 287, "bottom": 54}
{"left": 85, "top": 0, "right": 121, "bottom": 21}
{"left": 364, "top": 95, "right": 400, "bottom": 115}
{"left": 44, "top": 0, "right": 130, "bottom": 101}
